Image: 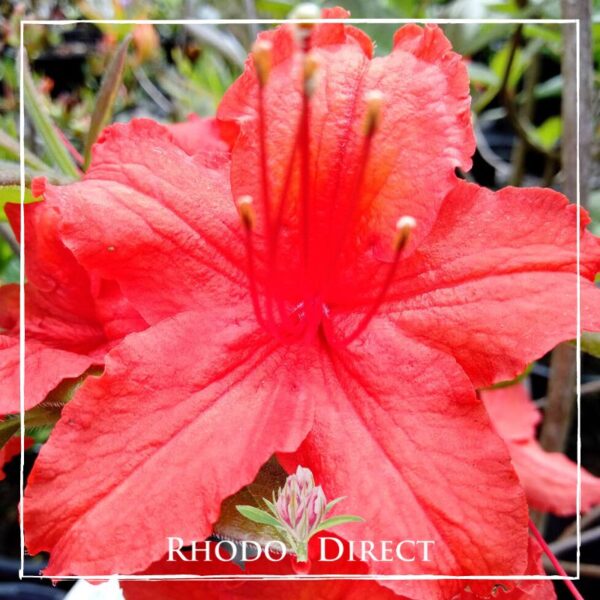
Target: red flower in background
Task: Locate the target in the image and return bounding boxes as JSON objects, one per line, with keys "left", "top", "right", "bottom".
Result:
{"left": 3, "top": 8, "right": 597, "bottom": 600}
{"left": 481, "top": 382, "right": 600, "bottom": 516}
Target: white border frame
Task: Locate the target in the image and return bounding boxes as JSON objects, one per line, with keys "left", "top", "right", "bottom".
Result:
{"left": 18, "top": 16, "right": 581, "bottom": 583}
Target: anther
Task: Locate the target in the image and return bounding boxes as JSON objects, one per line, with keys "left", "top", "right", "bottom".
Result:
{"left": 252, "top": 40, "right": 273, "bottom": 87}
{"left": 393, "top": 215, "right": 416, "bottom": 252}
{"left": 290, "top": 3, "right": 321, "bottom": 41}
{"left": 323, "top": 217, "right": 417, "bottom": 347}
{"left": 363, "top": 90, "right": 384, "bottom": 137}
{"left": 303, "top": 53, "right": 319, "bottom": 97}
{"left": 237, "top": 195, "right": 256, "bottom": 230}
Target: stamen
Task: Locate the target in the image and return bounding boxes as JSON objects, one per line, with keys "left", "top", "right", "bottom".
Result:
{"left": 237, "top": 195, "right": 256, "bottom": 231}
{"left": 393, "top": 216, "right": 417, "bottom": 252}
{"left": 237, "top": 195, "right": 269, "bottom": 331}
{"left": 303, "top": 53, "right": 319, "bottom": 97}
{"left": 252, "top": 40, "right": 273, "bottom": 87}
{"left": 323, "top": 216, "right": 416, "bottom": 347}
{"left": 290, "top": 3, "right": 321, "bottom": 43}
{"left": 363, "top": 90, "right": 384, "bottom": 137}
{"left": 320, "top": 90, "right": 385, "bottom": 296}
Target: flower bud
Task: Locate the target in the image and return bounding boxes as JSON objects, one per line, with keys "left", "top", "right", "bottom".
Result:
{"left": 274, "top": 466, "right": 327, "bottom": 544}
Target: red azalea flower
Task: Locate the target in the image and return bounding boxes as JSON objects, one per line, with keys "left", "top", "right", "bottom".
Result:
{"left": 17, "top": 9, "right": 600, "bottom": 600}
{"left": 0, "top": 201, "right": 146, "bottom": 414}
{"left": 481, "top": 382, "right": 600, "bottom": 516}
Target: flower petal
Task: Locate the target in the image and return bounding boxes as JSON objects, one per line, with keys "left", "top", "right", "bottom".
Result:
{"left": 279, "top": 319, "right": 528, "bottom": 600}
{"left": 24, "top": 308, "right": 315, "bottom": 575}
{"left": 459, "top": 537, "right": 556, "bottom": 599}
{"left": 0, "top": 336, "right": 97, "bottom": 413}
{"left": 0, "top": 201, "right": 146, "bottom": 413}
{"left": 166, "top": 114, "right": 230, "bottom": 156}
{"left": 42, "top": 119, "right": 245, "bottom": 325}
{"left": 375, "top": 181, "right": 600, "bottom": 387}
{"left": 217, "top": 22, "right": 473, "bottom": 270}
{"left": 482, "top": 383, "right": 600, "bottom": 516}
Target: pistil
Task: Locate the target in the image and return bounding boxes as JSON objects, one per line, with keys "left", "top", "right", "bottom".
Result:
{"left": 322, "top": 216, "right": 416, "bottom": 347}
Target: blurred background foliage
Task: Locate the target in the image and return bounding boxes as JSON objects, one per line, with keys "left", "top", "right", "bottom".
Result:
{"left": 0, "top": 1, "right": 599, "bottom": 596}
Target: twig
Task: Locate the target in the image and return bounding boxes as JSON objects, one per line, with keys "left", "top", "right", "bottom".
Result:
{"left": 499, "top": 26, "right": 559, "bottom": 161}
{"left": 539, "top": 344, "right": 577, "bottom": 452}
{"left": 534, "top": 343, "right": 577, "bottom": 532}
{"left": 509, "top": 51, "right": 540, "bottom": 185}
{"left": 536, "top": 6, "right": 593, "bottom": 536}
{"left": 561, "top": 0, "right": 593, "bottom": 208}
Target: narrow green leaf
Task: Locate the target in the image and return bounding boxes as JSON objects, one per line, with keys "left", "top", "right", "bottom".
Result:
{"left": 83, "top": 34, "right": 132, "bottom": 170}
{"left": 581, "top": 332, "right": 600, "bottom": 359}
{"left": 0, "top": 129, "right": 50, "bottom": 172}
{"left": 1, "top": 184, "right": 38, "bottom": 221}
{"left": 532, "top": 116, "right": 562, "bottom": 151}
{"left": 236, "top": 505, "right": 286, "bottom": 530}
{"left": 325, "top": 496, "right": 346, "bottom": 514}
{"left": 22, "top": 55, "right": 79, "bottom": 179}
{"left": 313, "top": 515, "right": 364, "bottom": 534}
{"left": 263, "top": 497, "right": 278, "bottom": 516}
{"left": 1, "top": 185, "right": 36, "bottom": 205}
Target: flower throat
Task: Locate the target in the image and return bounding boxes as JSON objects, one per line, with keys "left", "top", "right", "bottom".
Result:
{"left": 236, "top": 16, "right": 416, "bottom": 347}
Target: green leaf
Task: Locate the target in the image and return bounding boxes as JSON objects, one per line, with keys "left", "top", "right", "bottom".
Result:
{"left": 313, "top": 515, "right": 364, "bottom": 534}
{"left": 533, "top": 116, "right": 562, "bottom": 151}
{"left": 532, "top": 75, "right": 563, "bottom": 100}
{"left": 325, "top": 496, "right": 346, "bottom": 514}
{"left": 22, "top": 55, "right": 79, "bottom": 179}
{"left": 83, "top": 34, "right": 132, "bottom": 170}
{"left": 522, "top": 24, "right": 562, "bottom": 48}
{"left": 236, "top": 505, "right": 285, "bottom": 530}
{"left": 0, "top": 129, "right": 50, "bottom": 172}
{"left": 468, "top": 62, "right": 500, "bottom": 88}
{"left": 0, "top": 184, "right": 34, "bottom": 203}
{"left": 490, "top": 44, "right": 525, "bottom": 91}
{"left": 581, "top": 332, "right": 600, "bottom": 359}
